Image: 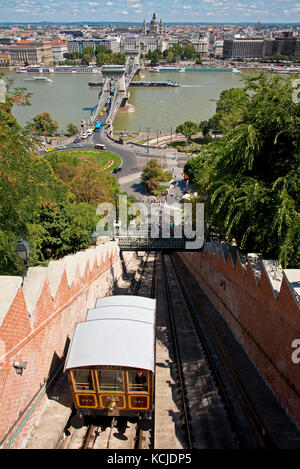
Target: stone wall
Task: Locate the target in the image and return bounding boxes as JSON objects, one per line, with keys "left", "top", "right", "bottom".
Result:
{"left": 0, "top": 241, "right": 122, "bottom": 449}
{"left": 178, "top": 242, "right": 300, "bottom": 428}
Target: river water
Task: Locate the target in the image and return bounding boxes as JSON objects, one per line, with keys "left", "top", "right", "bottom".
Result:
{"left": 6, "top": 69, "right": 246, "bottom": 132}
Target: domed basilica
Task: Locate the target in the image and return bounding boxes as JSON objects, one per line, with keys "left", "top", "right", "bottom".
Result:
{"left": 143, "top": 13, "right": 163, "bottom": 36}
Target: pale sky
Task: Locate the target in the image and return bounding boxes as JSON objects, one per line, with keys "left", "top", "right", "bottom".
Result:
{"left": 1, "top": 0, "right": 300, "bottom": 23}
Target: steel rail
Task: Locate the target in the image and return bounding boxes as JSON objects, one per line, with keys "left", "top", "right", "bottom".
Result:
{"left": 161, "top": 253, "right": 193, "bottom": 449}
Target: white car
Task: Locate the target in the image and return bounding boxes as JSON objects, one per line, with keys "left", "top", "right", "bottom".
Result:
{"left": 81, "top": 133, "right": 88, "bottom": 139}
{"left": 86, "top": 129, "right": 93, "bottom": 135}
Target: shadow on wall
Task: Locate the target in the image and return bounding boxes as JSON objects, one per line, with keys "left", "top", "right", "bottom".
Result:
{"left": 46, "top": 337, "right": 73, "bottom": 409}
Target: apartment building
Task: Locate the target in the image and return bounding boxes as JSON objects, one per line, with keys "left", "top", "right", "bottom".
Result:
{"left": 67, "top": 37, "right": 120, "bottom": 54}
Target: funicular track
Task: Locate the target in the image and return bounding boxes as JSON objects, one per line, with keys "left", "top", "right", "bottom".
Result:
{"left": 161, "top": 252, "right": 280, "bottom": 449}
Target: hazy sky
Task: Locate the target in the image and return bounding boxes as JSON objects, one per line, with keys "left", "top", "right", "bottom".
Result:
{"left": 2, "top": 0, "right": 300, "bottom": 23}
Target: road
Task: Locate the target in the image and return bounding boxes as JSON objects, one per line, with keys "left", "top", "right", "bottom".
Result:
{"left": 40, "top": 103, "right": 189, "bottom": 199}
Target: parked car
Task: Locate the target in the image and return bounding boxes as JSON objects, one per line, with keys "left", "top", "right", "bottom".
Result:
{"left": 73, "top": 143, "right": 83, "bottom": 148}
{"left": 73, "top": 137, "right": 80, "bottom": 143}
{"left": 81, "top": 133, "right": 88, "bottom": 139}
{"left": 86, "top": 129, "right": 93, "bottom": 135}
{"left": 56, "top": 145, "right": 67, "bottom": 150}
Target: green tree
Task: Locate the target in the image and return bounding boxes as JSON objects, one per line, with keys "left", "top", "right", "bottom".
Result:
{"left": 184, "top": 73, "right": 300, "bottom": 267}
{"left": 0, "top": 78, "right": 103, "bottom": 274}
{"left": 141, "top": 159, "right": 171, "bottom": 194}
{"left": 147, "top": 49, "right": 163, "bottom": 66}
{"left": 81, "top": 46, "right": 95, "bottom": 64}
{"left": 183, "top": 44, "right": 196, "bottom": 61}
{"left": 176, "top": 121, "right": 199, "bottom": 146}
{"left": 30, "top": 112, "right": 58, "bottom": 142}
{"left": 195, "top": 52, "right": 202, "bottom": 65}
{"left": 95, "top": 45, "right": 111, "bottom": 55}
{"left": 212, "top": 87, "right": 249, "bottom": 134}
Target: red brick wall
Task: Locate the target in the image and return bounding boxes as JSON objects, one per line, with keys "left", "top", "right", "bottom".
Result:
{"left": 178, "top": 249, "right": 300, "bottom": 429}
{"left": 0, "top": 243, "right": 121, "bottom": 448}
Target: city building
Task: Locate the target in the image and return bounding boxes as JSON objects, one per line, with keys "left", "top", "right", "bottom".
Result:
{"left": 51, "top": 41, "right": 68, "bottom": 61}
{"left": 214, "top": 40, "right": 224, "bottom": 58}
{"left": 120, "top": 35, "right": 168, "bottom": 55}
{"left": 168, "top": 36, "right": 209, "bottom": 57}
{"left": 223, "top": 32, "right": 300, "bottom": 59}
{"left": 223, "top": 38, "right": 264, "bottom": 58}
{"left": 143, "top": 13, "right": 163, "bottom": 36}
{"left": 2, "top": 41, "right": 53, "bottom": 65}
{"left": 96, "top": 37, "right": 120, "bottom": 53}
{"left": 67, "top": 37, "right": 120, "bottom": 54}
{"left": 0, "top": 49, "right": 10, "bottom": 64}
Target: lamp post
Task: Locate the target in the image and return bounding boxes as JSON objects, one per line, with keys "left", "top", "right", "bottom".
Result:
{"left": 15, "top": 237, "right": 30, "bottom": 285}
{"left": 114, "top": 194, "right": 118, "bottom": 224}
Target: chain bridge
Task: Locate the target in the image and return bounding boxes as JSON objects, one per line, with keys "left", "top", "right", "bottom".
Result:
{"left": 87, "top": 51, "right": 141, "bottom": 129}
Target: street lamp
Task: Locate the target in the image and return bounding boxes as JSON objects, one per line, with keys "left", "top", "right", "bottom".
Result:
{"left": 15, "top": 237, "right": 30, "bottom": 285}
{"left": 16, "top": 237, "right": 30, "bottom": 268}
{"left": 91, "top": 231, "right": 98, "bottom": 248}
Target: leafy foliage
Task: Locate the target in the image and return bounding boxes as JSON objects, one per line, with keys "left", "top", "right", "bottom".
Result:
{"left": 0, "top": 79, "right": 118, "bottom": 274}
{"left": 141, "top": 159, "right": 172, "bottom": 194}
{"left": 176, "top": 121, "right": 199, "bottom": 146}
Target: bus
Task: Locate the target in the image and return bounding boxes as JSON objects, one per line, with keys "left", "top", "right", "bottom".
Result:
{"left": 94, "top": 121, "right": 102, "bottom": 132}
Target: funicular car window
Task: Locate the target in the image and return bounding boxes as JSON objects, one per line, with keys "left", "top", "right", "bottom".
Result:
{"left": 127, "top": 370, "right": 149, "bottom": 393}
{"left": 72, "top": 368, "right": 94, "bottom": 392}
{"left": 97, "top": 370, "right": 124, "bottom": 392}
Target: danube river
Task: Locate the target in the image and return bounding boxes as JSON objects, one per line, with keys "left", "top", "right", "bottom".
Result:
{"left": 6, "top": 69, "right": 246, "bottom": 132}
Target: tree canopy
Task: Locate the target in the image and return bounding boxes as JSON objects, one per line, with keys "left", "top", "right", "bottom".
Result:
{"left": 184, "top": 73, "right": 300, "bottom": 267}
{"left": 0, "top": 78, "right": 119, "bottom": 274}
{"left": 141, "top": 159, "right": 172, "bottom": 194}
{"left": 176, "top": 121, "right": 199, "bottom": 146}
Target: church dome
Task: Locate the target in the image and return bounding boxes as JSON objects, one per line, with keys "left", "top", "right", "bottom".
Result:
{"left": 150, "top": 13, "right": 158, "bottom": 25}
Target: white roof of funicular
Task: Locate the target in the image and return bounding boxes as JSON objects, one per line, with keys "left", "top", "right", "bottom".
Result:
{"left": 64, "top": 296, "right": 156, "bottom": 373}
{"left": 64, "top": 318, "right": 155, "bottom": 372}
{"left": 86, "top": 306, "right": 155, "bottom": 323}
{"left": 95, "top": 295, "right": 156, "bottom": 310}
